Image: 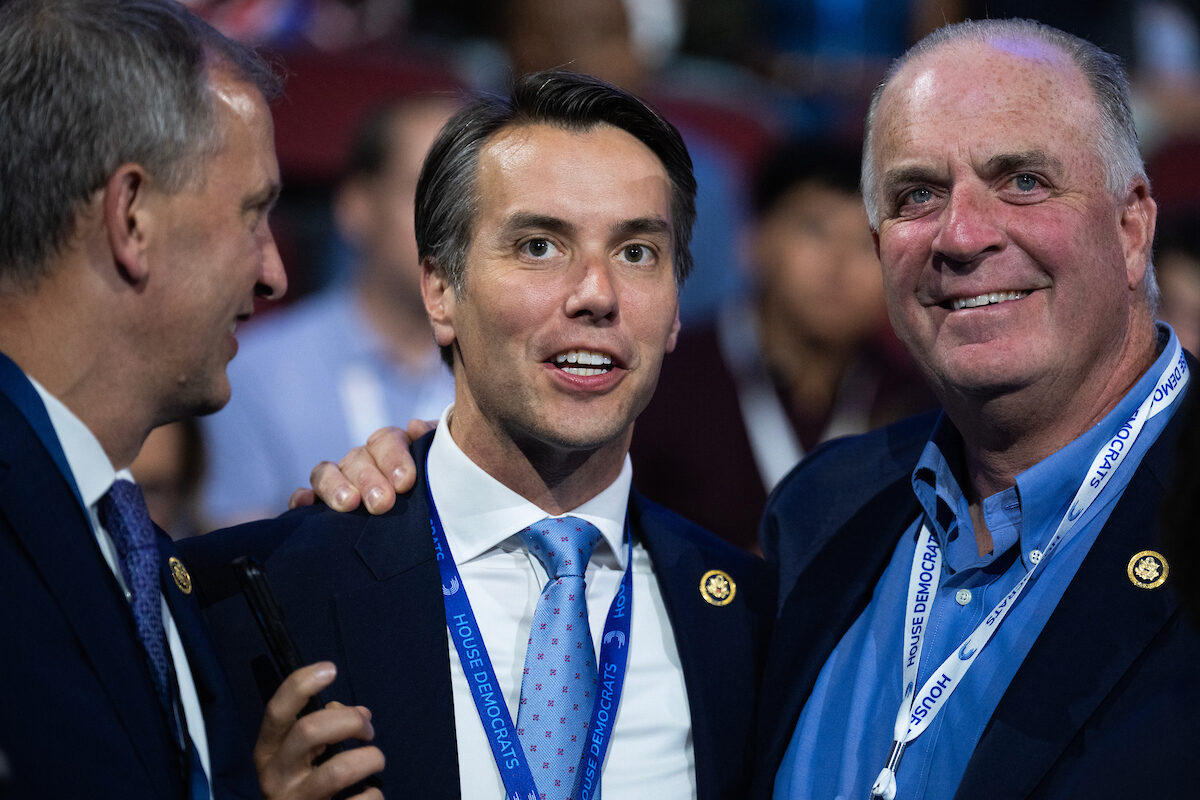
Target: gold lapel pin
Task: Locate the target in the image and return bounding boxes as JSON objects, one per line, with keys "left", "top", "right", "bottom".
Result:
{"left": 169, "top": 556, "right": 193, "bottom": 595}
{"left": 1127, "top": 550, "right": 1168, "bottom": 590}
{"left": 700, "top": 569, "right": 736, "bottom": 606}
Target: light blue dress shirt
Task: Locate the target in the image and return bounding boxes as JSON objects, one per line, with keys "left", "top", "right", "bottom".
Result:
{"left": 200, "top": 286, "right": 455, "bottom": 524}
{"left": 774, "top": 325, "right": 1188, "bottom": 799}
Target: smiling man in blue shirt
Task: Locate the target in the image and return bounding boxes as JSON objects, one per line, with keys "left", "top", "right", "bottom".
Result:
{"left": 758, "top": 17, "right": 1197, "bottom": 800}
{"left": 303, "top": 18, "right": 1199, "bottom": 799}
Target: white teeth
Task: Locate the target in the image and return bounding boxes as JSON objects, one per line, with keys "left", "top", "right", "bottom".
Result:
{"left": 950, "top": 290, "right": 1026, "bottom": 311}
{"left": 554, "top": 349, "right": 613, "bottom": 369}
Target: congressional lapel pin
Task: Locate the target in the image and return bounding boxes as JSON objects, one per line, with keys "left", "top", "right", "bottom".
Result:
{"left": 169, "top": 556, "right": 193, "bottom": 595}
{"left": 1127, "top": 550, "right": 1168, "bottom": 590}
{"left": 700, "top": 569, "right": 736, "bottom": 606}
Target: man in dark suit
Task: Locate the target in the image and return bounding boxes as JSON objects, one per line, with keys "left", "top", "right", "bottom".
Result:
{"left": 184, "top": 71, "right": 773, "bottom": 799}
{"left": 757, "top": 18, "right": 1198, "bottom": 800}
{"left": 0, "top": 1, "right": 381, "bottom": 797}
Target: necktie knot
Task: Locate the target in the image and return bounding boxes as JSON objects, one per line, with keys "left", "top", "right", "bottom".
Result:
{"left": 520, "top": 516, "right": 602, "bottom": 580}
{"left": 99, "top": 479, "right": 157, "bottom": 566}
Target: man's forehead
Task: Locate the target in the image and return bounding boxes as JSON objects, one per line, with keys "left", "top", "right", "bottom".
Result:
{"left": 875, "top": 37, "right": 1097, "bottom": 163}
{"left": 884, "top": 36, "right": 1084, "bottom": 113}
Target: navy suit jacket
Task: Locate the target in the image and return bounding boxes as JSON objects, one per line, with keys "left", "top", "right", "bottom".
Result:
{"left": 0, "top": 363, "right": 258, "bottom": 799}
{"left": 183, "top": 434, "right": 775, "bottom": 799}
{"left": 754, "top": 399, "right": 1200, "bottom": 798}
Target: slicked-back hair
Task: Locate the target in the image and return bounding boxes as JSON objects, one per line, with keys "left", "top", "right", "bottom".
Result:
{"left": 414, "top": 69, "right": 697, "bottom": 298}
{"left": 0, "top": 0, "right": 282, "bottom": 289}
{"left": 859, "top": 17, "right": 1157, "bottom": 308}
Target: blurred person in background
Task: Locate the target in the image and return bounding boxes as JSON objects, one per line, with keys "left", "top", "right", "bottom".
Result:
{"left": 1152, "top": 210, "right": 1200, "bottom": 354}
{"left": 201, "top": 96, "right": 457, "bottom": 526}
{"left": 633, "top": 136, "right": 933, "bottom": 551}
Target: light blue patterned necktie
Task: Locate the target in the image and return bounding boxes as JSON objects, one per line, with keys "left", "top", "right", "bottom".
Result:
{"left": 517, "top": 517, "right": 604, "bottom": 800}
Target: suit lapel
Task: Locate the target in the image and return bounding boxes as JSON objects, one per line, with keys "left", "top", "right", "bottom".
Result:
{"left": 632, "top": 494, "right": 763, "bottom": 800}
{"left": 334, "top": 439, "right": 461, "bottom": 798}
{"left": 159, "top": 534, "right": 258, "bottom": 798}
{"left": 956, "top": 409, "right": 1185, "bottom": 799}
{"left": 756, "top": 474, "right": 920, "bottom": 786}
{"left": 0, "top": 400, "right": 180, "bottom": 797}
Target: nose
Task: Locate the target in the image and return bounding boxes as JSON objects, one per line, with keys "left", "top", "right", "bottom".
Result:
{"left": 254, "top": 223, "right": 288, "bottom": 301}
{"left": 564, "top": 251, "right": 618, "bottom": 322}
{"left": 931, "top": 184, "right": 1005, "bottom": 266}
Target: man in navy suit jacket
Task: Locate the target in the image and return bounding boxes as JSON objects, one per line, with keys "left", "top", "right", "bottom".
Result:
{"left": 185, "top": 71, "right": 774, "bottom": 799}
{"left": 756, "top": 18, "right": 1200, "bottom": 800}
{"left": 0, "top": 2, "right": 380, "bottom": 797}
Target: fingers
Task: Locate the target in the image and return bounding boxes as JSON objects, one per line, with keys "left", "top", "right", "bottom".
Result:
{"left": 308, "top": 460, "right": 362, "bottom": 513}
{"left": 288, "top": 488, "right": 316, "bottom": 509}
{"left": 256, "top": 663, "right": 386, "bottom": 800}
{"left": 305, "top": 423, "right": 428, "bottom": 515}
{"left": 404, "top": 417, "right": 437, "bottom": 441}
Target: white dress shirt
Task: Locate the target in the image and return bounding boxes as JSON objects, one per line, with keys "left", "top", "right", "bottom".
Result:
{"left": 30, "top": 379, "right": 213, "bottom": 799}
{"left": 428, "top": 405, "right": 697, "bottom": 798}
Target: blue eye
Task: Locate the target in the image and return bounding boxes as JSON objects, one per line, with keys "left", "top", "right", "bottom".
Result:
{"left": 907, "top": 187, "right": 933, "bottom": 204}
{"left": 1014, "top": 174, "right": 1039, "bottom": 192}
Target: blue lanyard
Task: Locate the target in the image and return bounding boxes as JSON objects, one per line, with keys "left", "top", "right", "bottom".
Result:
{"left": 424, "top": 466, "right": 634, "bottom": 800}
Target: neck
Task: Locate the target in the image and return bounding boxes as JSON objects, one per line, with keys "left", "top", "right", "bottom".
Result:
{"left": 0, "top": 283, "right": 149, "bottom": 470}
{"left": 447, "top": 415, "right": 628, "bottom": 516}
{"left": 949, "top": 323, "right": 1161, "bottom": 548}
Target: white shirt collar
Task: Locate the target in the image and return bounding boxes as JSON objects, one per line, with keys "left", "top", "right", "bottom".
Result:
{"left": 27, "top": 376, "right": 125, "bottom": 508}
{"left": 426, "top": 404, "right": 632, "bottom": 568}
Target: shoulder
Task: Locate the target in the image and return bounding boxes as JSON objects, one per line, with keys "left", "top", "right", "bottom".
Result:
{"left": 630, "top": 491, "right": 774, "bottom": 604}
{"left": 183, "top": 434, "right": 437, "bottom": 606}
{"left": 761, "top": 410, "right": 935, "bottom": 585}
{"left": 632, "top": 492, "right": 757, "bottom": 560}
{"left": 767, "top": 409, "right": 936, "bottom": 516}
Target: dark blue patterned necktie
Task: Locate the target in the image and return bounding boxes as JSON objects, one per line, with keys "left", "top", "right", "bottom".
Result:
{"left": 517, "top": 516, "right": 604, "bottom": 800}
{"left": 99, "top": 479, "right": 210, "bottom": 799}
{"left": 99, "top": 479, "right": 172, "bottom": 709}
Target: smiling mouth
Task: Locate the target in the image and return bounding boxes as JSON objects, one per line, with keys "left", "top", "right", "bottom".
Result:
{"left": 948, "top": 290, "right": 1027, "bottom": 311}
{"left": 553, "top": 349, "right": 614, "bottom": 376}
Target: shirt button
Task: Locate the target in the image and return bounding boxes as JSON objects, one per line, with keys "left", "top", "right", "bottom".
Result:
{"left": 955, "top": 589, "right": 972, "bottom": 605}
{"left": 1029, "top": 549, "right": 1044, "bottom": 565}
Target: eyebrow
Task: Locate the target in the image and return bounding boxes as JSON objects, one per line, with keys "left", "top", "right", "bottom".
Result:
{"left": 502, "top": 212, "right": 576, "bottom": 239}
{"left": 611, "top": 216, "right": 671, "bottom": 241}
{"left": 879, "top": 165, "right": 943, "bottom": 198}
{"left": 500, "top": 213, "right": 671, "bottom": 242}
{"left": 244, "top": 181, "right": 281, "bottom": 214}
{"left": 981, "top": 151, "right": 1063, "bottom": 177}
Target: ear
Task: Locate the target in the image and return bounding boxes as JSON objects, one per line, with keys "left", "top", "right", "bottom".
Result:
{"left": 872, "top": 229, "right": 881, "bottom": 260}
{"left": 422, "top": 258, "right": 457, "bottom": 348}
{"left": 103, "top": 164, "right": 152, "bottom": 286}
{"left": 1119, "top": 179, "right": 1156, "bottom": 291}
{"left": 664, "top": 303, "right": 681, "bottom": 354}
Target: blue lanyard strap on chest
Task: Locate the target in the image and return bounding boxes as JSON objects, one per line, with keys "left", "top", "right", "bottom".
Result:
{"left": 425, "top": 465, "right": 634, "bottom": 800}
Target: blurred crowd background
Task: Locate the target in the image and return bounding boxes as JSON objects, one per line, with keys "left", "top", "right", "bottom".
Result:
{"left": 137, "top": 0, "right": 1200, "bottom": 552}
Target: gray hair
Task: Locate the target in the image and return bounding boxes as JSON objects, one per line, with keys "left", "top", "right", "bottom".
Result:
{"left": 860, "top": 18, "right": 1158, "bottom": 309}
{"left": 0, "top": 0, "right": 282, "bottom": 289}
